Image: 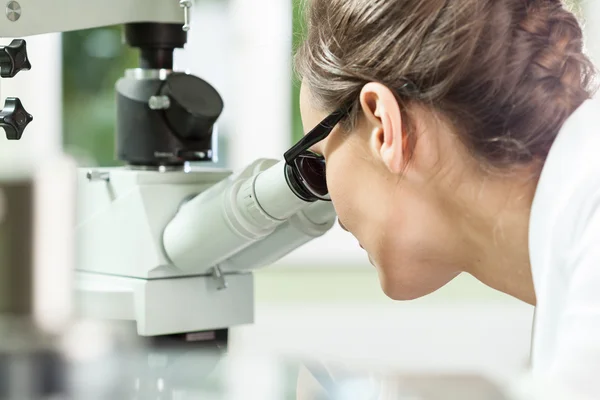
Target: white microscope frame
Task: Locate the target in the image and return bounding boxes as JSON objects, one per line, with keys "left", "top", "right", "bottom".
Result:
{"left": 1, "top": 0, "right": 337, "bottom": 338}
{"left": 0, "top": 0, "right": 187, "bottom": 37}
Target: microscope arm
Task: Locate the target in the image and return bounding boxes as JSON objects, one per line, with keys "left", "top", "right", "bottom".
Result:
{"left": 0, "top": 0, "right": 185, "bottom": 37}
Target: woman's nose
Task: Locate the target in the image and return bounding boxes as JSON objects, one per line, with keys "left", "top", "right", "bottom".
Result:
{"left": 338, "top": 220, "right": 348, "bottom": 232}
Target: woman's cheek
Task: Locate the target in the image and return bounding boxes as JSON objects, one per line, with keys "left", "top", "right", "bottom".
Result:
{"left": 325, "top": 147, "right": 381, "bottom": 244}
{"left": 326, "top": 165, "right": 354, "bottom": 219}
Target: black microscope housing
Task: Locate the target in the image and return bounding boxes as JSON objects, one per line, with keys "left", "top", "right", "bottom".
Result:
{"left": 116, "top": 23, "right": 223, "bottom": 167}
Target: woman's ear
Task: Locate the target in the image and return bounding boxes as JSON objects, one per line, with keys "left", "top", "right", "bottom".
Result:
{"left": 359, "top": 82, "right": 405, "bottom": 174}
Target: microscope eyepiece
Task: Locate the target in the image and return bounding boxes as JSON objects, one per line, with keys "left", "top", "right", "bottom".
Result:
{"left": 163, "top": 160, "right": 317, "bottom": 272}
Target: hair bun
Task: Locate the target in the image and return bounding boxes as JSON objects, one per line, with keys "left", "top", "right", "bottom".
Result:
{"left": 519, "top": 1, "right": 588, "bottom": 100}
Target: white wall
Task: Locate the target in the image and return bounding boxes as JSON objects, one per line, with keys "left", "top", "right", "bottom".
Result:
{"left": 227, "top": 0, "right": 293, "bottom": 169}
{"left": 175, "top": 0, "right": 232, "bottom": 165}
{"left": 179, "top": 0, "right": 292, "bottom": 170}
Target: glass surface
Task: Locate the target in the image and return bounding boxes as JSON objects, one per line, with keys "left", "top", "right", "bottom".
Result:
{"left": 67, "top": 343, "right": 510, "bottom": 400}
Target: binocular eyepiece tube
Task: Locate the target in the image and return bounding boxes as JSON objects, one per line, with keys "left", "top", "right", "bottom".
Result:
{"left": 162, "top": 160, "right": 336, "bottom": 273}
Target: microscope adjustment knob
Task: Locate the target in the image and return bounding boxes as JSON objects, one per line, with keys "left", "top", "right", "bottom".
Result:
{"left": 159, "top": 73, "right": 224, "bottom": 141}
{"left": 0, "top": 39, "right": 31, "bottom": 78}
{"left": 0, "top": 97, "right": 33, "bottom": 140}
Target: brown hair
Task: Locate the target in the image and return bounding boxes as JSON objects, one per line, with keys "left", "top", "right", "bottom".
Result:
{"left": 295, "top": 0, "right": 596, "bottom": 169}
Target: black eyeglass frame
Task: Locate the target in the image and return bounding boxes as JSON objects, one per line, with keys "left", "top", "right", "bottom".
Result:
{"left": 283, "top": 81, "right": 416, "bottom": 202}
{"left": 283, "top": 108, "right": 348, "bottom": 202}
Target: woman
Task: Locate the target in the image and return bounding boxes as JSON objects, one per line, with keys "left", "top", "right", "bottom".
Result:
{"left": 286, "top": 0, "right": 599, "bottom": 397}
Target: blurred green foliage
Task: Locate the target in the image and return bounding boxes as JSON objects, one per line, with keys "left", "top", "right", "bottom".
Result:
{"left": 291, "top": 0, "right": 307, "bottom": 144}
{"left": 62, "top": 26, "right": 137, "bottom": 166}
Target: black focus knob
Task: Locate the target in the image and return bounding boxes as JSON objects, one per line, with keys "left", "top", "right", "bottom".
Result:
{"left": 159, "top": 73, "right": 224, "bottom": 141}
{"left": 0, "top": 97, "right": 33, "bottom": 140}
{"left": 0, "top": 39, "right": 31, "bottom": 78}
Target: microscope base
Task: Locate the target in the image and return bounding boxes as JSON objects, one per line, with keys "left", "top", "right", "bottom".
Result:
{"left": 74, "top": 271, "right": 254, "bottom": 337}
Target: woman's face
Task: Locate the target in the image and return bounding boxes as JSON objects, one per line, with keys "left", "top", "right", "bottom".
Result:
{"left": 299, "top": 82, "right": 474, "bottom": 300}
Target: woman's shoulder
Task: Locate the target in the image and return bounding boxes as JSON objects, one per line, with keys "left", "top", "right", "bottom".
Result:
{"left": 530, "top": 97, "right": 600, "bottom": 276}
{"left": 528, "top": 98, "right": 600, "bottom": 397}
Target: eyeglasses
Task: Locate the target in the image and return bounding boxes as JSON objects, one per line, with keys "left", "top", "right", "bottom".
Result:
{"left": 284, "top": 108, "right": 347, "bottom": 202}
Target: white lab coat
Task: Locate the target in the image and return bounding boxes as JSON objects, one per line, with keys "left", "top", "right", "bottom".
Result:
{"left": 519, "top": 98, "right": 600, "bottom": 400}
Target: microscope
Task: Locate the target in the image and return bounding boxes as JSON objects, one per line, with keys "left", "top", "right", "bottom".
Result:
{"left": 0, "top": 0, "right": 335, "bottom": 347}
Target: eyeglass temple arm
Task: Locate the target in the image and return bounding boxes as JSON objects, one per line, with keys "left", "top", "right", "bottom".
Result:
{"left": 284, "top": 132, "right": 326, "bottom": 162}
{"left": 284, "top": 110, "right": 347, "bottom": 163}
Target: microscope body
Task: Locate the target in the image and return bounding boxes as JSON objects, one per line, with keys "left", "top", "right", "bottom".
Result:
{"left": 75, "top": 167, "right": 256, "bottom": 337}
{"left": 0, "top": 0, "right": 337, "bottom": 341}
{"left": 75, "top": 158, "right": 336, "bottom": 337}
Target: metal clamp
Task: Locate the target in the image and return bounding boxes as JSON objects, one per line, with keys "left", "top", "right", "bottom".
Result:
{"left": 86, "top": 170, "right": 110, "bottom": 182}
{"left": 148, "top": 95, "right": 170, "bottom": 110}
{"left": 211, "top": 266, "right": 228, "bottom": 291}
{"left": 179, "top": 0, "right": 192, "bottom": 32}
